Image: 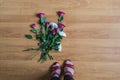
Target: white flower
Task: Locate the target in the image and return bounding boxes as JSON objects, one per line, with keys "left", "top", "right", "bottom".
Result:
{"left": 58, "top": 44, "right": 62, "bottom": 52}
{"left": 59, "top": 31, "right": 67, "bottom": 37}
{"left": 57, "top": 42, "right": 60, "bottom": 44}
{"left": 50, "top": 22, "right": 58, "bottom": 28}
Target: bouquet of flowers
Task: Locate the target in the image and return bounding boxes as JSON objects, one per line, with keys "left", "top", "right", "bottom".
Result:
{"left": 25, "top": 11, "right": 66, "bottom": 62}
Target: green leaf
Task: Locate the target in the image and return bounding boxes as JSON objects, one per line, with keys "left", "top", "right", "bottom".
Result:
{"left": 55, "top": 37, "right": 62, "bottom": 42}
{"left": 25, "top": 34, "right": 33, "bottom": 39}
{"left": 31, "top": 29, "right": 37, "bottom": 34}
{"left": 47, "top": 34, "right": 53, "bottom": 39}
{"left": 40, "top": 17, "right": 47, "bottom": 23}
{"left": 58, "top": 16, "right": 64, "bottom": 22}
{"left": 36, "top": 34, "right": 41, "bottom": 40}
{"left": 51, "top": 44, "right": 59, "bottom": 50}
{"left": 42, "top": 34, "right": 46, "bottom": 41}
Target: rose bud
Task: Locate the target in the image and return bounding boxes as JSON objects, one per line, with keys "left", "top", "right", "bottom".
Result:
{"left": 58, "top": 11, "right": 65, "bottom": 16}
{"left": 38, "top": 13, "right": 45, "bottom": 17}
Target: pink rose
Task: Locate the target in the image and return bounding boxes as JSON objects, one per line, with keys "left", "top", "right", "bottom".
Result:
{"left": 45, "top": 22, "right": 50, "bottom": 27}
{"left": 31, "top": 24, "right": 36, "bottom": 28}
{"left": 38, "top": 13, "right": 45, "bottom": 17}
{"left": 51, "top": 29, "right": 56, "bottom": 35}
{"left": 58, "top": 11, "right": 65, "bottom": 16}
{"left": 55, "top": 27, "right": 60, "bottom": 32}
{"left": 58, "top": 23, "right": 65, "bottom": 28}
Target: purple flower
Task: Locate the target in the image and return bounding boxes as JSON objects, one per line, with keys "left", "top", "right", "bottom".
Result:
{"left": 31, "top": 24, "right": 36, "bottom": 28}
{"left": 55, "top": 27, "right": 60, "bottom": 32}
{"left": 45, "top": 22, "right": 50, "bottom": 27}
{"left": 58, "top": 23, "right": 65, "bottom": 28}
{"left": 38, "top": 13, "right": 45, "bottom": 17}
{"left": 51, "top": 29, "right": 56, "bottom": 35}
{"left": 58, "top": 11, "right": 65, "bottom": 16}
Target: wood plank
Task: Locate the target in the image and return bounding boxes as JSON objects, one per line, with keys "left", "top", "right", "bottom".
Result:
{"left": 1, "top": 0, "right": 120, "bottom": 80}
{"left": 0, "top": 61, "right": 120, "bottom": 80}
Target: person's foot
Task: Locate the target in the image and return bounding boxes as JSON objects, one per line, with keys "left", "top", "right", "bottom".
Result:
{"left": 50, "top": 62, "right": 61, "bottom": 78}
{"left": 64, "top": 60, "right": 74, "bottom": 77}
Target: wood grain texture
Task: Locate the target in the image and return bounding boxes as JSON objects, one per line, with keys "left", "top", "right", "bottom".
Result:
{"left": 0, "top": 0, "right": 120, "bottom": 80}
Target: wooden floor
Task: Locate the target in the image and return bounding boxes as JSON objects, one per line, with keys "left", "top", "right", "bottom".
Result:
{"left": 0, "top": 0, "right": 120, "bottom": 80}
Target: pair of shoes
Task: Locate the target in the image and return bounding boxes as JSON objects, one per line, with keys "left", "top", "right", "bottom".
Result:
{"left": 50, "top": 60, "right": 74, "bottom": 79}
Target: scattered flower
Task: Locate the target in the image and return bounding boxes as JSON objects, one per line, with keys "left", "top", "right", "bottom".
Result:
{"left": 55, "top": 27, "right": 60, "bottom": 32}
{"left": 51, "top": 29, "right": 56, "bottom": 35}
{"left": 50, "top": 22, "right": 58, "bottom": 28}
{"left": 31, "top": 24, "right": 36, "bottom": 28}
{"left": 38, "top": 13, "right": 45, "bottom": 17}
{"left": 58, "top": 11, "right": 65, "bottom": 16}
{"left": 25, "top": 11, "right": 66, "bottom": 62}
{"left": 59, "top": 31, "right": 67, "bottom": 37}
{"left": 58, "top": 23, "right": 65, "bottom": 28}
{"left": 45, "top": 22, "right": 50, "bottom": 27}
{"left": 58, "top": 44, "right": 62, "bottom": 52}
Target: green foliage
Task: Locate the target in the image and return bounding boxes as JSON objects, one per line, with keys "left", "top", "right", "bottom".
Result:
{"left": 40, "top": 17, "right": 47, "bottom": 24}
{"left": 58, "top": 16, "right": 64, "bottom": 23}
{"left": 36, "top": 34, "right": 41, "bottom": 40}
{"left": 31, "top": 29, "right": 37, "bottom": 34}
{"left": 25, "top": 12, "right": 65, "bottom": 62}
{"left": 25, "top": 34, "right": 33, "bottom": 39}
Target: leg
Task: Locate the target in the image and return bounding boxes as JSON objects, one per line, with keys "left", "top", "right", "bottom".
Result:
{"left": 64, "top": 75, "right": 73, "bottom": 80}
{"left": 64, "top": 60, "right": 74, "bottom": 80}
{"left": 51, "top": 76, "right": 60, "bottom": 80}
